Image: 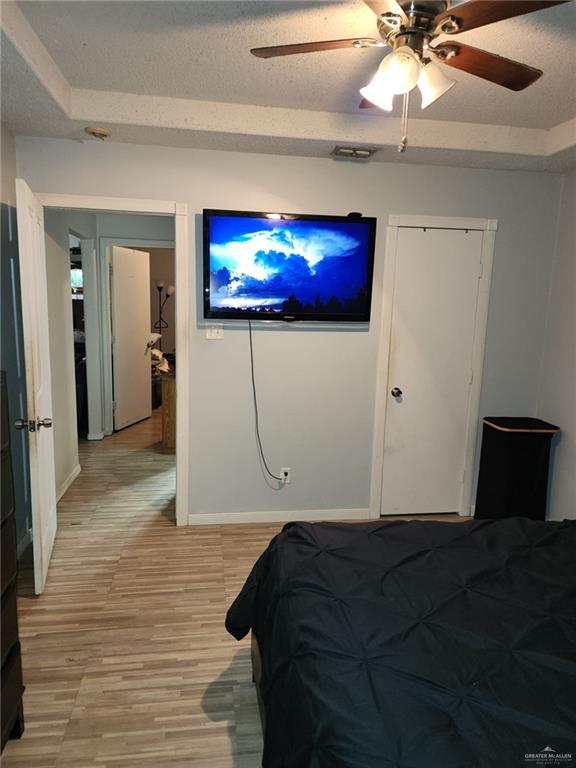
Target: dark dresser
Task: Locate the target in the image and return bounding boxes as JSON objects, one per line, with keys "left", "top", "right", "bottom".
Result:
{"left": 1, "top": 370, "right": 25, "bottom": 751}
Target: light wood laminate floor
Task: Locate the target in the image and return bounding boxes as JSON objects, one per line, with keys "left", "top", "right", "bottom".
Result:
{"left": 4, "top": 409, "right": 467, "bottom": 767}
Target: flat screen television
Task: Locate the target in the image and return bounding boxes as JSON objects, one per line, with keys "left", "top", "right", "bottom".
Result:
{"left": 203, "top": 209, "right": 377, "bottom": 322}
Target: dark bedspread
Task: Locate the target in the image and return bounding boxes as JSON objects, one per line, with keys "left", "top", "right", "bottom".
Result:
{"left": 226, "top": 518, "right": 576, "bottom": 768}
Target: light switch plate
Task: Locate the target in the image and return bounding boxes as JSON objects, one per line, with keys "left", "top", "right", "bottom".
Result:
{"left": 206, "top": 325, "right": 224, "bottom": 340}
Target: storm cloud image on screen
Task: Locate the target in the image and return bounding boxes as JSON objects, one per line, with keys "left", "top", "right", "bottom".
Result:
{"left": 207, "top": 215, "right": 374, "bottom": 317}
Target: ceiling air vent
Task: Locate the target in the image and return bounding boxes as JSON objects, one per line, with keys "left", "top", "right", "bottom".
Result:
{"left": 84, "top": 126, "right": 112, "bottom": 140}
{"left": 331, "top": 146, "right": 377, "bottom": 161}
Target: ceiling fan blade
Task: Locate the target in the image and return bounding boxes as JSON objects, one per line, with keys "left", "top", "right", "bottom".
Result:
{"left": 434, "top": 1, "right": 569, "bottom": 34}
{"left": 250, "top": 38, "right": 373, "bottom": 58}
{"left": 362, "top": 0, "right": 408, "bottom": 24}
{"left": 432, "top": 42, "right": 542, "bottom": 90}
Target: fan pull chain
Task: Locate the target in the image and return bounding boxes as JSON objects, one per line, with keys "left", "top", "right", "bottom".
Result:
{"left": 398, "top": 91, "right": 410, "bottom": 153}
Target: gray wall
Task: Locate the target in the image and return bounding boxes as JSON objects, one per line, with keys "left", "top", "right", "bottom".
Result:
{"left": 95, "top": 212, "right": 174, "bottom": 243}
{"left": 16, "top": 137, "right": 566, "bottom": 519}
{"left": 537, "top": 170, "right": 576, "bottom": 521}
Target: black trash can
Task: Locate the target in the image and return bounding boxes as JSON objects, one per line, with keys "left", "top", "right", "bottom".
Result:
{"left": 474, "top": 417, "right": 560, "bottom": 521}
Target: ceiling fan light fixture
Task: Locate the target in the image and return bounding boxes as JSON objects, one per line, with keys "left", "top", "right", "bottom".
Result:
{"left": 378, "top": 46, "right": 421, "bottom": 95}
{"left": 359, "top": 44, "right": 422, "bottom": 110}
{"left": 417, "top": 60, "right": 456, "bottom": 109}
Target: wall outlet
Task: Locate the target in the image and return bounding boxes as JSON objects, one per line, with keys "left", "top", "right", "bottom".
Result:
{"left": 206, "top": 325, "right": 224, "bottom": 340}
{"left": 280, "top": 467, "right": 291, "bottom": 484}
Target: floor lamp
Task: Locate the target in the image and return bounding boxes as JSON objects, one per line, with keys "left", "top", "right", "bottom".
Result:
{"left": 153, "top": 281, "right": 175, "bottom": 351}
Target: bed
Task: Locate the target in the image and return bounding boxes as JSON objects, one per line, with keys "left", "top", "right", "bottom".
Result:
{"left": 226, "top": 517, "right": 576, "bottom": 768}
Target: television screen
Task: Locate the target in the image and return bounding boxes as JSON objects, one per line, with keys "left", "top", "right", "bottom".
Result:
{"left": 203, "top": 209, "right": 377, "bottom": 322}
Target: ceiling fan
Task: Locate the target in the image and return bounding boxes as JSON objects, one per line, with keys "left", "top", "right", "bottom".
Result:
{"left": 250, "top": 1, "right": 568, "bottom": 148}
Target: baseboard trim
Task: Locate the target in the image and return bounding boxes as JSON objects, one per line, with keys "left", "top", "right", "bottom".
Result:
{"left": 57, "top": 464, "right": 81, "bottom": 501}
{"left": 187, "top": 508, "right": 370, "bottom": 526}
{"left": 87, "top": 432, "right": 104, "bottom": 441}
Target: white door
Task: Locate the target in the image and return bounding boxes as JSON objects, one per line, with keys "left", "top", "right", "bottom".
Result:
{"left": 380, "top": 227, "right": 484, "bottom": 515}
{"left": 15, "top": 179, "right": 57, "bottom": 594}
{"left": 110, "top": 246, "right": 152, "bottom": 430}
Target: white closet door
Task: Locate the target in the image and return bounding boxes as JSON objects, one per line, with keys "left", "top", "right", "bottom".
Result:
{"left": 110, "top": 246, "right": 152, "bottom": 430}
{"left": 380, "top": 227, "right": 484, "bottom": 515}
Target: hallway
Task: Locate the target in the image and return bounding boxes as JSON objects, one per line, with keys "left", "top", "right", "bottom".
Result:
{"left": 4, "top": 411, "right": 275, "bottom": 768}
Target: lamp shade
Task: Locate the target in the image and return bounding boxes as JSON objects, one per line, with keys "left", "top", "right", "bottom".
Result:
{"left": 379, "top": 46, "right": 421, "bottom": 95}
{"left": 359, "top": 76, "right": 395, "bottom": 111}
{"left": 360, "top": 46, "right": 422, "bottom": 108}
{"left": 418, "top": 60, "right": 456, "bottom": 109}
{"left": 166, "top": 285, "right": 175, "bottom": 296}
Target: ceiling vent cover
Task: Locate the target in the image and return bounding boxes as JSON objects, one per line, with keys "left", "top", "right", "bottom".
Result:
{"left": 84, "top": 126, "right": 112, "bottom": 140}
{"left": 331, "top": 146, "right": 377, "bottom": 160}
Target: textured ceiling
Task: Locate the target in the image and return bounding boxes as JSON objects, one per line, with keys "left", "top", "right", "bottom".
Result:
{"left": 2, "top": 1, "right": 575, "bottom": 170}
{"left": 17, "top": 0, "right": 576, "bottom": 128}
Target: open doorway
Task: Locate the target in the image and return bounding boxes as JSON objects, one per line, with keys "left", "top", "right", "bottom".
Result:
{"left": 107, "top": 244, "right": 176, "bottom": 446}
{"left": 42, "top": 211, "right": 177, "bottom": 518}
{"left": 14, "top": 183, "right": 189, "bottom": 595}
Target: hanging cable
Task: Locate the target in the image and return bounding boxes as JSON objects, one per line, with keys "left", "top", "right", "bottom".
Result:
{"left": 248, "top": 320, "right": 283, "bottom": 482}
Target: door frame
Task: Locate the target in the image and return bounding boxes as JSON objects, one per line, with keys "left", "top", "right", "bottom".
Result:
{"left": 35, "top": 193, "right": 189, "bottom": 527}
{"left": 369, "top": 214, "right": 498, "bottom": 519}
{"left": 99, "top": 237, "right": 174, "bottom": 436}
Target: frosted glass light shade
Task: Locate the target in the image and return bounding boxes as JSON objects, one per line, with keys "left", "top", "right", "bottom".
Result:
{"left": 359, "top": 77, "right": 395, "bottom": 111}
{"left": 379, "top": 46, "right": 421, "bottom": 95}
{"left": 166, "top": 285, "right": 175, "bottom": 296}
{"left": 360, "top": 46, "right": 422, "bottom": 108}
{"left": 418, "top": 60, "right": 456, "bottom": 109}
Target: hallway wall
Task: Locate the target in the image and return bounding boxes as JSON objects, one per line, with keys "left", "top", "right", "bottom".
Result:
{"left": 44, "top": 211, "right": 80, "bottom": 499}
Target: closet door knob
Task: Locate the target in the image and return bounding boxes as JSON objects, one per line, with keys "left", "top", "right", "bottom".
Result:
{"left": 391, "top": 387, "right": 403, "bottom": 398}
{"left": 36, "top": 417, "right": 53, "bottom": 429}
